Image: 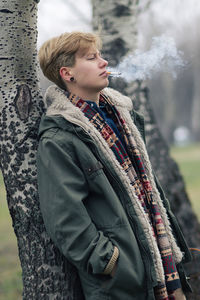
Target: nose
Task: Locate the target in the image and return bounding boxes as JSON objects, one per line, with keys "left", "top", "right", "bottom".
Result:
{"left": 99, "top": 56, "right": 108, "bottom": 67}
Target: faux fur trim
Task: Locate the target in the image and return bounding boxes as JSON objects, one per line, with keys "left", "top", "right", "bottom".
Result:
{"left": 103, "top": 87, "right": 133, "bottom": 111}
{"left": 44, "top": 85, "right": 183, "bottom": 282}
{"left": 44, "top": 85, "right": 133, "bottom": 111}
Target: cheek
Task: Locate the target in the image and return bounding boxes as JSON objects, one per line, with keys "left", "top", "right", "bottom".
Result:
{"left": 78, "top": 73, "right": 91, "bottom": 84}
{"left": 78, "top": 63, "right": 96, "bottom": 76}
{"left": 77, "top": 68, "right": 97, "bottom": 83}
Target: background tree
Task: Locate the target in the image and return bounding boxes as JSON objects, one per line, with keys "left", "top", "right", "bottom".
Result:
{"left": 92, "top": 0, "right": 200, "bottom": 298}
{"left": 139, "top": 1, "right": 200, "bottom": 144}
{"left": 0, "top": 0, "right": 83, "bottom": 299}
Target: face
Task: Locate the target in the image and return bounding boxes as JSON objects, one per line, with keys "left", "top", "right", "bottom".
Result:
{"left": 70, "top": 46, "right": 109, "bottom": 94}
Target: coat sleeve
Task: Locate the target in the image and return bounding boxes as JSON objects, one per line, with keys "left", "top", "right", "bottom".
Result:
{"left": 37, "top": 132, "right": 119, "bottom": 275}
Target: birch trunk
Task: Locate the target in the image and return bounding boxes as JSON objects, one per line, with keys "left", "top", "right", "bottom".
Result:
{"left": 92, "top": 0, "right": 200, "bottom": 298}
{"left": 0, "top": 1, "right": 83, "bottom": 299}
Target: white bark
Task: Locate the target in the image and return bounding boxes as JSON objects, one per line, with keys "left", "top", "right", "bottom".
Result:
{"left": 92, "top": 0, "right": 138, "bottom": 66}
{"left": 0, "top": 1, "right": 83, "bottom": 299}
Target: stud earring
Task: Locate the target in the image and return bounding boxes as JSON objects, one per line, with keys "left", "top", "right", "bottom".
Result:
{"left": 70, "top": 77, "right": 74, "bottom": 82}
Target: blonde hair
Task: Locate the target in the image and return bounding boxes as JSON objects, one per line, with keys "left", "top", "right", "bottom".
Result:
{"left": 38, "top": 31, "right": 102, "bottom": 89}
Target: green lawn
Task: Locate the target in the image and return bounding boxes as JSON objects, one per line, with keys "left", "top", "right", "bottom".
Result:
{"left": 0, "top": 174, "right": 22, "bottom": 300}
{"left": 0, "top": 143, "right": 199, "bottom": 299}
{"left": 170, "top": 143, "right": 200, "bottom": 219}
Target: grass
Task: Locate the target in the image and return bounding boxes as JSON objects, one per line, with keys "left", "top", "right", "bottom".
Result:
{"left": 0, "top": 175, "right": 22, "bottom": 300}
{"left": 0, "top": 143, "right": 199, "bottom": 298}
{"left": 170, "top": 143, "right": 200, "bottom": 220}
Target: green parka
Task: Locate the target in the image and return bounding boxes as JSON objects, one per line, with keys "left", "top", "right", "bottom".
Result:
{"left": 37, "top": 86, "right": 192, "bottom": 300}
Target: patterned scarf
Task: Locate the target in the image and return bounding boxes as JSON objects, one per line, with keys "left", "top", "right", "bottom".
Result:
{"left": 68, "top": 92, "right": 181, "bottom": 299}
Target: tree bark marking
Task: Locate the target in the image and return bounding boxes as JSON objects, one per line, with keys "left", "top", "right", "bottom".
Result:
{"left": 14, "top": 84, "right": 32, "bottom": 120}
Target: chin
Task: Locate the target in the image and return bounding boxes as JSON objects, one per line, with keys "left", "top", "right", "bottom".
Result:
{"left": 101, "top": 79, "right": 109, "bottom": 89}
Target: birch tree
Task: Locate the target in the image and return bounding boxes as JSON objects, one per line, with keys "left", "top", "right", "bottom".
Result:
{"left": 92, "top": 0, "right": 200, "bottom": 298}
{"left": 0, "top": 1, "right": 83, "bottom": 299}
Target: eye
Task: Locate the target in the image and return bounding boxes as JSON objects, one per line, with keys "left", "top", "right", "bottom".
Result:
{"left": 87, "top": 55, "right": 96, "bottom": 60}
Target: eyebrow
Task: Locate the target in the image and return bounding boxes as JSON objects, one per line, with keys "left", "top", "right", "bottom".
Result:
{"left": 86, "top": 51, "right": 101, "bottom": 57}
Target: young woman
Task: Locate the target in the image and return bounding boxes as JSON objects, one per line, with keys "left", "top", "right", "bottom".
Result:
{"left": 37, "top": 32, "right": 192, "bottom": 300}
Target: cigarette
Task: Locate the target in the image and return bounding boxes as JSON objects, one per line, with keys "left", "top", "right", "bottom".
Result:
{"left": 106, "top": 71, "right": 122, "bottom": 77}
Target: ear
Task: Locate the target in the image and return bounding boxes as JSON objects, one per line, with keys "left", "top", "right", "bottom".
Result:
{"left": 60, "top": 67, "right": 73, "bottom": 82}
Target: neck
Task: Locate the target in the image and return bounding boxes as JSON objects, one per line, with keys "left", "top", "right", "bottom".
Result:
{"left": 68, "top": 87, "right": 100, "bottom": 106}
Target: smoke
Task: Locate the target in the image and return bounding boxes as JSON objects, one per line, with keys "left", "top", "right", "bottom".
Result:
{"left": 109, "top": 36, "right": 186, "bottom": 82}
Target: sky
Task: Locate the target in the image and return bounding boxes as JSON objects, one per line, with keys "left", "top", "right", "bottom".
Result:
{"left": 38, "top": 0, "right": 200, "bottom": 48}
{"left": 138, "top": 0, "right": 200, "bottom": 47}
{"left": 37, "top": 0, "right": 92, "bottom": 47}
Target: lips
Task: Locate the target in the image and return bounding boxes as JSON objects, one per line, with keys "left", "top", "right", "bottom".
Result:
{"left": 99, "top": 71, "right": 107, "bottom": 76}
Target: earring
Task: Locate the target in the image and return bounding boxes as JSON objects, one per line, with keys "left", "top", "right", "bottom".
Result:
{"left": 70, "top": 77, "right": 74, "bottom": 82}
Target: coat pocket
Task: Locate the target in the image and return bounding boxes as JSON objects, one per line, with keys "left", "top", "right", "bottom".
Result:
{"left": 79, "top": 226, "right": 147, "bottom": 299}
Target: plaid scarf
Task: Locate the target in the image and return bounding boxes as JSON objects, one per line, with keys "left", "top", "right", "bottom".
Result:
{"left": 68, "top": 92, "right": 181, "bottom": 299}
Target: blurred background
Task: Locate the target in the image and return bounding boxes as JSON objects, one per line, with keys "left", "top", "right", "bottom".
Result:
{"left": 1, "top": 0, "right": 199, "bottom": 299}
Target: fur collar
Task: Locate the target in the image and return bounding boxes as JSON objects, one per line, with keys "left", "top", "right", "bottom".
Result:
{"left": 44, "top": 85, "right": 133, "bottom": 111}
{"left": 44, "top": 85, "right": 183, "bottom": 282}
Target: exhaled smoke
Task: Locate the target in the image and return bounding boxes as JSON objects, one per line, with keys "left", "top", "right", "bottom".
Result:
{"left": 108, "top": 36, "right": 185, "bottom": 82}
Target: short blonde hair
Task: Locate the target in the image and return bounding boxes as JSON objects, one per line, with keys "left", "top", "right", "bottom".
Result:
{"left": 38, "top": 31, "right": 102, "bottom": 89}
